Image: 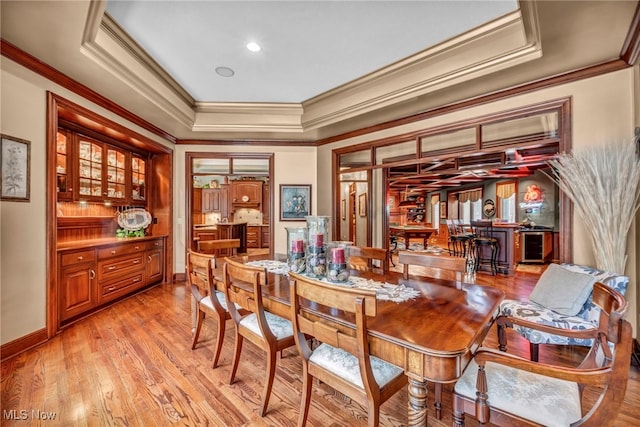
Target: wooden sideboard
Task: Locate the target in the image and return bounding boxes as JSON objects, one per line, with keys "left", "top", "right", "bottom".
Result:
{"left": 57, "top": 236, "right": 166, "bottom": 326}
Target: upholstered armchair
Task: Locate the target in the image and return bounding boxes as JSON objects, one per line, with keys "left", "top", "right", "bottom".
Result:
{"left": 497, "top": 262, "right": 629, "bottom": 361}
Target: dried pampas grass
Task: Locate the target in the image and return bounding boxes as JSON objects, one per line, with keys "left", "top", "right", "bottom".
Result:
{"left": 548, "top": 142, "right": 640, "bottom": 274}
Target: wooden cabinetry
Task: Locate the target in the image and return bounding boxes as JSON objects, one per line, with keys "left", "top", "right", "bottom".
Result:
{"left": 262, "top": 185, "right": 270, "bottom": 224}
{"left": 57, "top": 128, "right": 148, "bottom": 206}
{"left": 217, "top": 223, "right": 247, "bottom": 254}
{"left": 247, "top": 225, "right": 260, "bottom": 248}
{"left": 57, "top": 237, "right": 165, "bottom": 325}
{"left": 261, "top": 226, "right": 270, "bottom": 248}
{"left": 59, "top": 249, "right": 96, "bottom": 321}
{"left": 405, "top": 194, "right": 426, "bottom": 224}
{"left": 230, "top": 180, "right": 262, "bottom": 204}
{"left": 193, "top": 186, "right": 229, "bottom": 217}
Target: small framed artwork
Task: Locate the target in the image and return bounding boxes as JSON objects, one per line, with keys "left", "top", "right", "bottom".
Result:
{"left": 341, "top": 199, "right": 346, "bottom": 220}
{"left": 439, "top": 201, "right": 447, "bottom": 219}
{"left": 1, "top": 134, "right": 31, "bottom": 202}
{"left": 358, "top": 193, "right": 367, "bottom": 217}
{"left": 280, "top": 184, "right": 311, "bottom": 221}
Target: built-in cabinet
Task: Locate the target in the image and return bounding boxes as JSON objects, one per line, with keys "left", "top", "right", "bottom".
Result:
{"left": 58, "top": 237, "right": 165, "bottom": 324}
{"left": 56, "top": 129, "right": 147, "bottom": 205}
{"left": 193, "top": 185, "right": 230, "bottom": 217}
{"left": 231, "top": 180, "right": 262, "bottom": 205}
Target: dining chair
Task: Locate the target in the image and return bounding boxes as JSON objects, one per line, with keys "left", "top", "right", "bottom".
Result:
{"left": 399, "top": 250, "right": 466, "bottom": 282}
{"left": 469, "top": 220, "right": 499, "bottom": 275}
{"left": 197, "top": 238, "right": 241, "bottom": 256}
{"left": 497, "top": 262, "right": 629, "bottom": 361}
{"left": 222, "top": 256, "right": 296, "bottom": 416}
{"left": 288, "top": 272, "right": 407, "bottom": 427}
{"left": 453, "top": 281, "right": 631, "bottom": 427}
{"left": 187, "top": 250, "right": 236, "bottom": 368}
{"left": 348, "top": 246, "right": 389, "bottom": 274}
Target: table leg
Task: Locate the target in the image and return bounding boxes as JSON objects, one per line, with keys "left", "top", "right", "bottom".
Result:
{"left": 407, "top": 378, "right": 428, "bottom": 427}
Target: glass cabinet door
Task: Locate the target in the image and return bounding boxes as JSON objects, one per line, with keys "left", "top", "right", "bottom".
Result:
{"left": 78, "top": 138, "right": 103, "bottom": 199}
{"left": 106, "top": 147, "right": 126, "bottom": 201}
{"left": 131, "top": 155, "right": 146, "bottom": 203}
{"left": 56, "top": 130, "right": 72, "bottom": 200}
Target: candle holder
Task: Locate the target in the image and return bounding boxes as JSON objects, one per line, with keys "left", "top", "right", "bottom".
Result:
{"left": 326, "top": 241, "right": 351, "bottom": 283}
{"left": 305, "top": 216, "right": 330, "bottom": 278}
{"left": 286, "top": 227, "right": 308, "bottom": 274}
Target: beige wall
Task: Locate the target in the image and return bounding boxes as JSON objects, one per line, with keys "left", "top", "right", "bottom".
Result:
{"left": 318, "top": 67, "right": 639, "bottom": 336}
{"left": 0, "top": 59, "right": 171, "bottom": 345}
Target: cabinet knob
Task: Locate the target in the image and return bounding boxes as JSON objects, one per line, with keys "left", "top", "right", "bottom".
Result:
{"left": 133, "top": 259, "right": 140, "bottom": 264}
{"left": 134, "top": 246, "right": 140, "bottom": 250}
{"left": 89, "top": 269, "right": 96, "bottom": 280}
{"left": 108, "top": 286, "right": 116, "bottom": 291}
{"left": 108, "top": 266, "right": 117, "bottom": 270}
{"left": 148, "top": 256, "right": 152, "bottom": 263}
{"left": 77, "top": 256, "right": 83, "bottom": 260}
{"left": 111, "top": 250, "right": 116, "bottom": 254}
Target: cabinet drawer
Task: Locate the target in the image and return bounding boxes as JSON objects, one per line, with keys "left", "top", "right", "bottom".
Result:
{"left": 61, "top": 250, "right": 95, "bottom": 267}
{"left": 98, "top": 242, "right": 146, "bottom": 259}
{"left": 146, "top": 239, "right": 164, "bottom": 250}
{"left": 98, "top": 254, "right": 144, "bottom": 281}
{"left": 99, "top": 272, "right": 145, "bottom": 303}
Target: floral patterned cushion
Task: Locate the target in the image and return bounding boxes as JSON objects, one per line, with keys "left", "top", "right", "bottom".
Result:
{"left": 239, "top": 312, "right": 293, "bottom": 340}
{"left": 455, "top": 360, "right": 581, "bottom": 426}
{"left": 309, "top": 343, "right": 404, "bottom": 389}
{"left": 499, "top": 263, "right": 629, "bottom": 346}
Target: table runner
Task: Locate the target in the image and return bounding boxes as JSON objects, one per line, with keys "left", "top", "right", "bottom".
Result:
{"left": 245, "top": 259, "right": 420, "bottom": 302}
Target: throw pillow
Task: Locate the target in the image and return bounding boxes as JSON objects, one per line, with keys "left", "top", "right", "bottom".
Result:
{"left": 529, "top": 263, "right": 596, "bottom": 316}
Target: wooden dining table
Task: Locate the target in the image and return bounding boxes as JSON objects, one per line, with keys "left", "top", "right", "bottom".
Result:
{"left": 206, "top": 255, "right": 504, "bottom": 427}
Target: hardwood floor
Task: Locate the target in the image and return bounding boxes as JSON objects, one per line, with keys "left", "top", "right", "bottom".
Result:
{"left": 2, "top": 254, "right": 639, "bottom": 426}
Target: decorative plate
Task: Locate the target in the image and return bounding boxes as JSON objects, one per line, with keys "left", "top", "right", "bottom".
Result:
{"left": 483, "top": 199, "right": 496, "bottom": 217}
{"left": 118, "top": 208, "right": 152, "bottom": 231}
{"left": 241, "top": 195, "right": 250, "bottom": 202}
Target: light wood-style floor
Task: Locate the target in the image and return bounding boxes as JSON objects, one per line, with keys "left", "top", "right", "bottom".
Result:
{"left": 2, "top": 252, "right": 639, "bottom": 426}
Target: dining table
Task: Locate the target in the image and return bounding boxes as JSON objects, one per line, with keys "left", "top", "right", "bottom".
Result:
{"left": 204, "top": 254, "right": 504, "bottom": 427}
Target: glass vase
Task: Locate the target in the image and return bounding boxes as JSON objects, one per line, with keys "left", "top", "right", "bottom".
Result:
{"left": 286, "top": 227, "right": 307, "bottom": 274}
{"left": 305, "top": 216, "right": 330, "bottom": 278}
{"left": 326, "top": 241, "right": 351, "bottom": 283}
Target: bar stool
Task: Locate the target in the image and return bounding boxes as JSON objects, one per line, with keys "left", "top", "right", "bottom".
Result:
{"left": 447, "top": 219, "right": 472, "bottom": 257}
{"left": 470, "top": 220, "right": 499, "bottom": 275}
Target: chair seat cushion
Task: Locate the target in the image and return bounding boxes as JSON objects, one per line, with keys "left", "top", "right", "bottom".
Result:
{"left": 529, "top": 263, "right": 596, "bottom": 316}
{"left": 200, "top": 290, "right": 232, "bottom": 311}
{"left": 454, "top": 360, "right": 581, "bottom": 427}
{"left": 240, "top": 312, "right": 293, "bottom": 340}
{"left": 499, "top": 299, "right": 596, "bottom": 345}
{"left": 309, "top": 343, "right": 404, "bottom": 389}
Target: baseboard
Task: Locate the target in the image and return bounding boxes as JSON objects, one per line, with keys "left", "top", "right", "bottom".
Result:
{"left": 1, "top": 328, "right": 48, "bottom": 362}
{"left": 174, "top": 272, "right": 186, "bottom": 282}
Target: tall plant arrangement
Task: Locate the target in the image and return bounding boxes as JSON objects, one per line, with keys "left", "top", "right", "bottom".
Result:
{"left": 548, "top": 142, "right": 640, "bottom": 274}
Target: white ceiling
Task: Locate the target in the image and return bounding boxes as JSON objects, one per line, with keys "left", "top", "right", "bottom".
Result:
{"left": 105, "top": 0, "right": 518, "bottom": 103}
{"left": 1, "top": 1, "right": 638, "bottom": 141}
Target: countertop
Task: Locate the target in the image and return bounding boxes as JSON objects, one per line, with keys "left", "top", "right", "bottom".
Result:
{"left": 194, "top": 222, "right": 268, "bottom": 230}
{"left": 57, "top": 235, "right": 167, "bottom": 252}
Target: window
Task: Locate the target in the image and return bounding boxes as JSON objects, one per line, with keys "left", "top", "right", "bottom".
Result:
{"left": 496, "top": 181, "right": 517, "bottom": 223}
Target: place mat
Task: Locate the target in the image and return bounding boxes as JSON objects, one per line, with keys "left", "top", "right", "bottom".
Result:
{"left": 245, "top": 259, "right": 290, "bottom": 275}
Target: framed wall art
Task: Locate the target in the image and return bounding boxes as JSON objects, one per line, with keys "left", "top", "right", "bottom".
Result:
{"left": 359, "top": 193, "right": 367, "bottom": 217}
{"left": 1, "top": 134, "right": 31, "bottom": 202}
{"left": 439, "top": 201, "right": 447, "bottom": 219}
{"left": 280, "top": 184, "right": 311, "bottom": 221}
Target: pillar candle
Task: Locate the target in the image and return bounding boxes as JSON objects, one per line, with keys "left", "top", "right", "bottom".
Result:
{"left": 310, "top": 233, "right": 324, "bottom": 247}
{"left": 331, "top": 247, "right": 345, "bottom": 264}
{"left": 291, "top": 239, "right": 304, "bottom": 253}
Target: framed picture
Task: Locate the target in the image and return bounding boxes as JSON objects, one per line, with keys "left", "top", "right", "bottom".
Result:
{"left": 341, "top": 199, "right": 346, "bottom": 220}
{"left": 280, "top": 184, "right": 311, "bottom": 221}
{"left": 1, "top": 134, "right": 31, "bottom": 202}
{"left": 439, "top": 201, "right": 447, "bottom": 219}
{"left": 358, "top": 193, "right": 367, "bottom": 217}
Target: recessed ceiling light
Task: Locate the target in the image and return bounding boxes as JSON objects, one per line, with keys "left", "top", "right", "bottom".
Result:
{"left": 215, "top": 66, "right": 235, "bottom": 77}
{"left": 246, "top": 42, "right": 261, "bottom": 52}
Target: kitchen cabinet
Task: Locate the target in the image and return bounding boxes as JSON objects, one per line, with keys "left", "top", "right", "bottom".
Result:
{"left": 217, "top": 223, "right": 247, "bottom": 254}
{"left": 193, "top": 186, "right": 229, "bottom": 217}
{"left": 230, "top": 180, "right": 262, "bottom": 205}
{"left": 247, "top": 226, "right": 260, "bottom": 248}
{"left": 59, "top": 249, "right": 96, "bottom": 322}
{"left": 262, "top": 185, "right": 270, "bottom": 224}
{"left": 57, "top": 237, "right": 165, "bottom": 325}
{"left": 261, "top": 226, "right": 270, "bottom": 248}
{"left": 56, "top": 130, "right": 73, "bottom": 200}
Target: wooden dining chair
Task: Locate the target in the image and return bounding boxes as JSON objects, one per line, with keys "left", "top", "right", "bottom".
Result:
{"left": 453, "top": 281, "right": 631, "bottom": 427}
{"left": 222, "top": 257, "right": 296, "bottom": 416}
{"left": 186, "top": 250, "right": 235, "bottom": 368}
{"left": 348, "top": 246, "right": 389, "bottom": 274}
{"left": 197, "top": 238, "right": 241, "bottom": 256}
{"left": 288, "top": 272, "right": 407, "bottom": 427}
{"left": 399, "top": 250, "right": 466, "bottom": 282}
